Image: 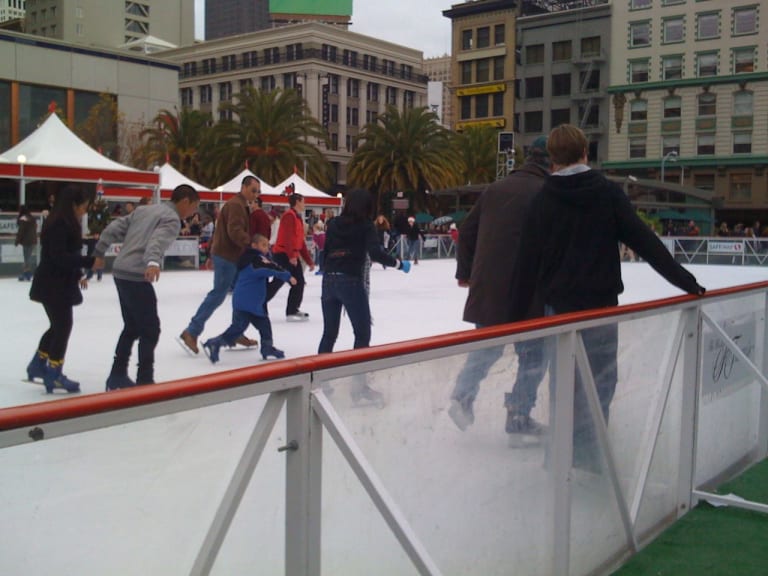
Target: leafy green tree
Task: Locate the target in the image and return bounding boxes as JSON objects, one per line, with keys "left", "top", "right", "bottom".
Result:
{"left": 455, "top": 125, "right": 498, "bottom": 185}
{"left": 347, "top": 106, "right": 464, "bottom": 212}
{"left": 140, "top": 107, "right": 212, "bottom": 184}
{"left": 203, "top": 87, "right": 332, "bottom": 189}
{"left": 75, "top": 93, "right": 122, "bottom": 160}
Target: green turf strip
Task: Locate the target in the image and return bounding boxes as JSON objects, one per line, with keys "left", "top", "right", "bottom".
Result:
{"left": 612, "top": 459, "right": 768, "bottom": 576}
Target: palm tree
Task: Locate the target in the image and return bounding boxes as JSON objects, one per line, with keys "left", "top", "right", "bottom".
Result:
{"left": 347, "top": 106, "right": 464, "bottom": 212}
{"left": 140, "top": 107, "right": 212, "bottom": 184}
{"left": 204, "top": 87, "right": 332, "bottom": 189}
{"left": 455, "top": 125, "right": 498, "bottom": 185}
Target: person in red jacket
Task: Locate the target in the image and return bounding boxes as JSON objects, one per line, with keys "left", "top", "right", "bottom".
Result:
{"left": 249, "top": 197, "right": 272, "bottom": 240}
{"left": 267, "top": 193, "right": 315, "bottom": 320}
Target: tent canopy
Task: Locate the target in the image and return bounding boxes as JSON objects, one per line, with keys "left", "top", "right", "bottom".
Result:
{"left": 217, "top": 169, "right": 277, "bottom": 195}
{"left": 159, "top": 163, "right": 208, "bottom": 192}
{"left": 0, "top": 113, "right": 158, "bottom": 187}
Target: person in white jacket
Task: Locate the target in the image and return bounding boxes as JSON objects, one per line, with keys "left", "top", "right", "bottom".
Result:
{"left": 93, "top": 185, "right": 199, "bottom": 389}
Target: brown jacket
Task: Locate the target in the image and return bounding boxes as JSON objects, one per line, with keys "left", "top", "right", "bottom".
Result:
{"left": 456, "top": 162, "right": 548, "bottom": 326}
{"left": 211, "top": 194, "right": 251, "bottom": 263}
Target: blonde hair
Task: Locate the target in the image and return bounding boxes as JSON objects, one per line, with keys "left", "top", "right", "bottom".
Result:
{"left": 547, "top": 124, "right": 588, "bottom": 167}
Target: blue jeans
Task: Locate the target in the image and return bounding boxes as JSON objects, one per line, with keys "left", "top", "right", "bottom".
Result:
{"left": 186, "top": 254, "right": 238, "bottom": 338}
{"left": 318, "top": 273, "right": 371, "bottom": 353}
{"left": 219, "top": 309, "right": 273, "bottom": 347}
{"left": 406, "top": 238, "right": 420, "bottom": 261}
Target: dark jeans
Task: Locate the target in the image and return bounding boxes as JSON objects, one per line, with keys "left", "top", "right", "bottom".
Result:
{"left": 39, "top": 301, "right": 74, "bottom": 362}
{"left": 114, "top": 277, "right": 160, "bottom": 384}
{"left": 219, "top": 309, "right": 273, "bottom": 347}
{"left": 318, "top": 273, "right": 371, "bottom": 353}
{"left": 187, "top": 255, "right": 238, "bottom": 337}
{"left": 268, "top": 252, "right": 305, "bottom": 315}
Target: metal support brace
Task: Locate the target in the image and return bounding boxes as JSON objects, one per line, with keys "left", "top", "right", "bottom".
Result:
{"left": 190, "top": 392, "right": 286, "bottom": 576}
{"left": 311, "top": 390, "right": 443, "bottom": 576}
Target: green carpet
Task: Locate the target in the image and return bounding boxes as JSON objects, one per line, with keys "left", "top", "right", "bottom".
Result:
{"left": 612, "top": 459, "right": 768, "bottom": 576}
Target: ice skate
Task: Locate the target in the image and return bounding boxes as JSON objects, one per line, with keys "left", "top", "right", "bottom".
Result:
{"left": 261, "top": 344, "right": 285, "bottom": 360}
{"left": 351, "top": 384, "right": 386, "bottom": 408}
{"left": 448, "top": 398, "right": 474, "bottom": 431}
{"left": 25, "top": 351, "right": 47, "bottom": 383}
{"left": 233, "top": 335, "right": 259, "bottom": 348}
{"left": 43, "top": 361, "right": 80, "bottom": 394}
{"left": 286, "top": 311, "right": 309, "bottom": 322}
{"left": 176, "top": 330, "right": 199, "bottom": 355}
{"left": 203, "top": 337, "right": 223, "bottom": 364}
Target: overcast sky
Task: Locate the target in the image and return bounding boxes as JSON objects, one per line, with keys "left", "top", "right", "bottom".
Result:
{"left": 193, "top": 0, "right": 454, "bottom": 58}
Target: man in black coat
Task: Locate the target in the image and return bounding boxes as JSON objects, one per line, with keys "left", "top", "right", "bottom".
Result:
{"left": 449, "top": 137, "right": 550, "bottom": 434}
{"left": 509, "top": 124, "right": 705, "bottom": 470}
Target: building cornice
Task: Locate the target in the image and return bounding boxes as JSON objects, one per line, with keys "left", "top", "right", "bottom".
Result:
{"left": 608, "top": 71, "right": 768, "bottom": 93}
{"left": 603, "top": 155, "right": 768, "bottom": 170}
{"left": 443, "top": 0, "right": 517, "bottom": 19}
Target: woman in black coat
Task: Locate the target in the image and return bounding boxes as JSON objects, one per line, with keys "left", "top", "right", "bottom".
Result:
{"left": 28, "top": 186, "right": 95, "bottom": 393}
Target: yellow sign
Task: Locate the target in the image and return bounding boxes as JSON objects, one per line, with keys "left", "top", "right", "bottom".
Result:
{"left": 456, "top": 84, "right": 506, "bottom": 97}
{"left": 456, "top": 118, "right": 506, "bottom": 130}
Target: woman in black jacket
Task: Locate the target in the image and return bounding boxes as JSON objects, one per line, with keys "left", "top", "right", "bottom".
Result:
{"left": 318, "top": 189, "right": 411, "bottom": 404}
{"left": 14, "top": 205, "right": 37, "bottom": 281}
{"left": 28, "top": 186, "right": 95, "bottom": 393}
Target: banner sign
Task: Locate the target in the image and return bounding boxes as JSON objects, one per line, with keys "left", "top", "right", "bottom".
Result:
{"left": 708, "top": 240, "right": 744, "bottom": 254}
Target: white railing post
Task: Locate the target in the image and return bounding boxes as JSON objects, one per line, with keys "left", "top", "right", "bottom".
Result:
{"left": 759, "top": 292, "right": 768, "bottom": 460}
{"left": 551, "top": 331, "right": 575, "bottom": 576}
{"left": 677, "top": 306, "right": 701, "bottom": 517}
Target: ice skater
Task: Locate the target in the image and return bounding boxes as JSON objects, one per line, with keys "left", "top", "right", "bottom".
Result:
{"left": 202, "top": 234, "right": 296, "bottom": 363}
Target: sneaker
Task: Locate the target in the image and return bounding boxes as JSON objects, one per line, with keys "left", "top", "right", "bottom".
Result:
{"left": 448, "top": 399, "right": 474, "bottom": 431}
{"left": 234, "top": 335, "right": 259, "bottom": 348}
{"left": 202, "top": 338, "right": 222, "bottom": 364}
{"left": 286, "top": 311, "right": 309, "bottom": 322}
{"left": 505, "top": 413, "right": 546, "bottom": 435}
{"left": 178, "top": 330, "right": 199, "bottom": 354}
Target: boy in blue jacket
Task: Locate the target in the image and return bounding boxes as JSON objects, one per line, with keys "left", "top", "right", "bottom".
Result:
{"left": 203, "top": 234, "right": 296, "bottom": 363}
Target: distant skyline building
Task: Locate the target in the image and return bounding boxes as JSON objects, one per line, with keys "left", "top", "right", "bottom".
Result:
{"left": 0, "top": 0, "right": 25, "bottom": 23}
{"left": 423, "top": 55, "right": 452, "bottom": 127}
{"left": 24, "top": 0, "right": 195, "bottom": 49}
{"left": 205, "top": 0, "right": 270, "bottom": 41}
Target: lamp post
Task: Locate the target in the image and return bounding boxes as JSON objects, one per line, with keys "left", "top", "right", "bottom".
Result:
{"left": 661, "top": 150, "right": 678, "bottom": 183}
{"left": 17, "top": 154, "right": 26, "bottom": 206}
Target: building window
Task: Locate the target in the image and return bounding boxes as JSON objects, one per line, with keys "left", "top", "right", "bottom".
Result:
{"left": 243, "top": 51, "right": 258, "bottom": 67}
{"left": 630, "top": 0, "right": 651, "bottom": 9}
{"left": 698, "top": 92, "right": 716, "bottom": 116}
{"left": 581, "top": 36, "right": 601, "bottom": 56}
{"left": 321, "top": 44, "right": 337, "bottom": 62}
{"left": 629, "top": 137, "right": 647, "bottom": 159}
{"left": 199, "top": 85, "right": 211, "bottom": 104}
{"left": 551, "top": 73, "right": 571, "bottom": 96}
{"left": 260, "top": 76, "right": 275, "bottom": 92}
{"left": 662, "top": 0, "right": 685, "bottom": 5}
{"left": 524, "top": 111, "right": 543, "bottom": 132}
{"left": 578, "top": 103, "right": 599, "bottom": 127}
{"left": 663, "top": 95, "right": 682, "bottom": 118}
{"left": 493, "top": 92, "right": 504, "bottom": 116}
{"left": 733, "top": 6, "right": 757, "bottom": 35}
{"left": 729, "top": 174, "right": 752, "bottom": 201}
{"left": 404, "top": 91, "right": 414, "bottom": 109}
{"left": 460, "top": 97, "right": 471, "bottom": 119}
{"left": 347, "top": 79, "right": 360, "bottom": 98}
{"left": 697, "top": 12, "right": 720, "bottom": 39}
{"left": 329, "top": 75, "right": 339, "bottom": 95}
{"left": 330, "top": 104, "right": 338, "bottom": 123}
{"left": 629, "top": 59, "right": 650, "bottom": 82}
{"left": 694, "top": 174, "right": 715, "bottom": 191}
{"left": 551, "top": 108, "right": 570, "bottom": 127}
{"left": 476, "top": 59, "right": 490, "bottom": 83}
{"left": 630, "top": 21, "right": 651, "bottom": 47}
{"left": 733, "top": 132, "right": 752, "bottom": 154}
{"left": 733, "top": 47, "right": 755, "bottom": 73}
{"left": 663, "top": 17, "right": 684, "bottom": 43}
{"left": 181, "top": 88, "right": 193, "bottom": 107}
{"left": 240, "top": 78, "right": 253, "bottom": 92}
{"left": 462, "top": 29, "right": 472, "bottom": 50}
{"left": 221, "top": 54, "right": 236, "bottom": 71}
{"left": 630, "top": 99, "right": 647, "bottom": 121}
{"left": 662, "top": 55, "right": 683, "bottom": 80}
{"left": 662, "top": 135, "right": 680, "bottom": 156}
{"left": 461, "top": 62, "right": 472, "bottom": 84}
{"left": 476, "top": 94, "right": 489, "bottom": 118}
{"left": 386, "top": 86, "right": 397, "bottom": 106}
{"left": 283, "top": 73, "right": 297, "bottom": 90}
{"left": 553, "top": 40, "right": 571, "bottom": 61}
{"left": 697, "top": 134, "right": 715, "bottom": 155}
{"left": 526, "top": 44, "right": 544, "bottom": 64}
{"left": 493, "top": 57, "right": 505, "bottom": 80}
{"left": 579, "top": 69, "right": 600, "bottom": 92}
{"left": 525, "top": 77, "right": 544, "bottom": 99}
{"left": 366, "top": 110, "right": 378, "bottom": 124}
{"left": 331, "top": 133, "right": 338, "bottom": 150}
{"left": 366, "top": 82, "right": 379, "bottom": 102}
{"left": 477, "top": 26, "right": 490, "bottom": 48}
{"left": 697, "top": 52, "right": 718, "bottom": 76}
{"left": 733, "top": 90, "right": 753, "bottom": 116}
{"left": 494, "top": 24, "right": 505, "bottom": 45}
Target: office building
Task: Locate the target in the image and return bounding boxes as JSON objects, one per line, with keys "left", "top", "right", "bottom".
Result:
{"left": 205, "top": 0, "right": 270, "bottom": 41}
{"left": 0, "top": 0, "right": 25, "bottom": 23}
{"left": 424, "top": 54, "right": 452, "bottom": 127}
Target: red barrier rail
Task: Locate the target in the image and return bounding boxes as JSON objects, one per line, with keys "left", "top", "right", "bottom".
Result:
{"left": 1, "top": 282, "right": 766, "bottom": 432}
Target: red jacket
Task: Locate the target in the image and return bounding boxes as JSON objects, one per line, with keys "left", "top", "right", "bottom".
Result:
{"left": 249, "top": 208, "right": 271, "bottom": 239}
{"left": 273, "top": 208, "right": 313, "bottom": 265}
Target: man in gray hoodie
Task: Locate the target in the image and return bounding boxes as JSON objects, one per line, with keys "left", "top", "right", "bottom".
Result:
{"left": 93, "top": 185, "right": 200, "bottom": 389}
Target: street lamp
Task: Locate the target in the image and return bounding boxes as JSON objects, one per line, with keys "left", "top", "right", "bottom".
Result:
{"left": 17, "top": 154, "right": 26, "bottom": 206}
{"left": 661, "top": 150, "right": 678, "bottom": 183}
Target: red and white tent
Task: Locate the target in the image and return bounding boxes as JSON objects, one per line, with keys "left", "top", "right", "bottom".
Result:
{"left": 270, "top": 173, "right": 341, "bottom": 208}
{"left": 0, "top": 114, "right": 159, "bottom": 202}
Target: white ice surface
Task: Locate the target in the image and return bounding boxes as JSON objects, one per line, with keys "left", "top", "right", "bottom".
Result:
{"left": 0, "top": 260, "right": 765, "bottom": 409}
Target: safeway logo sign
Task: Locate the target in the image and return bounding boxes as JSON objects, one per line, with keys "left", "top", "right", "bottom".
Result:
{"left": 708, "top": 241, "right": 744, "bottom": 254}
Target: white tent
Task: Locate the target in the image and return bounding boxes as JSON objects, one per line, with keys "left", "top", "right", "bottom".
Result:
{"left": 273, "top": 173, "right": 336, "bottom": 200}
{"left": 216, "top": 168, "right": 277, "bottom": 195}
{"left": 158, "top": 163, "right": 208, "bottom": 193}
{"left": 0, "top": 114, "right": 159, "bottom": 203}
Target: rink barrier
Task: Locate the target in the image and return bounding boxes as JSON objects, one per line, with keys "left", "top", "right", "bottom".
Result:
{"left": 1, "top": 282, "right": 767, "bottom": 576}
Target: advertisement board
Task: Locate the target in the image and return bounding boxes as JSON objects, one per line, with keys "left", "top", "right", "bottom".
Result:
{"left": 269, "top": 0, "right": 352, "bottom": 16}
